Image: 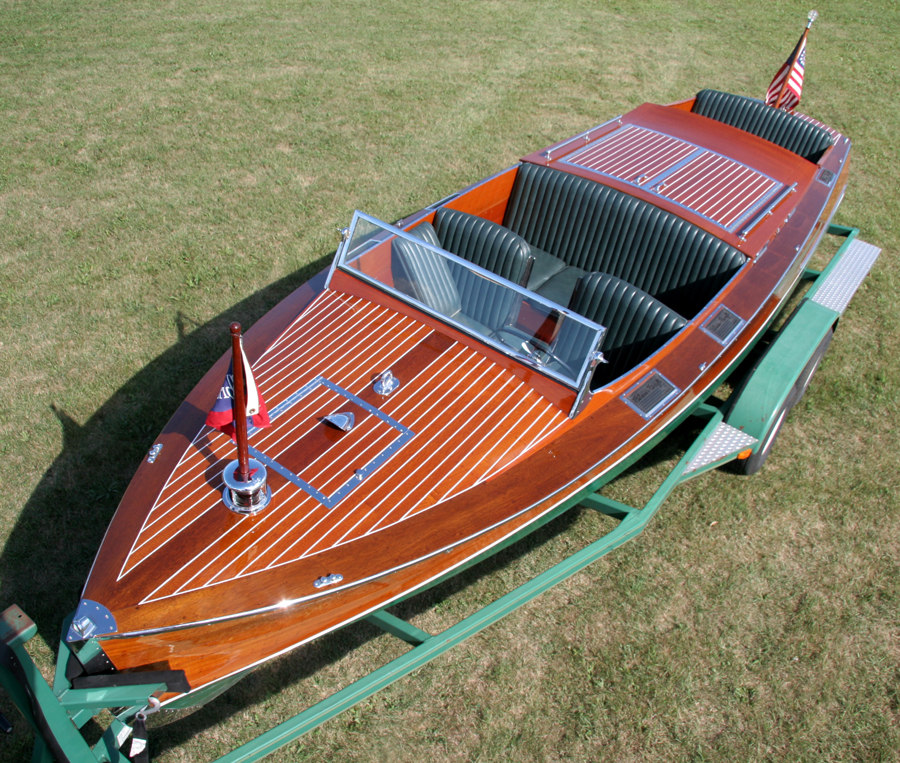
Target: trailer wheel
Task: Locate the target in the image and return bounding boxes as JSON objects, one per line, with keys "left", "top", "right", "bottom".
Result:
{"left": 735, "top": 327, "right": 834, "bottom": 476}
{"left": 788, "top": 327, "right": 834, "bottom": 408}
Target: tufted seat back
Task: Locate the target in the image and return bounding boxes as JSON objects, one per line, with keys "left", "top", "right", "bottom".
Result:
{"left": 504, "top": 163, "right": 745, "bottom": 318}
{"left": 433, "top": 208, "right": 533, "bottom": 287}
{"left": 691, "top": 89, "right": 833, "bottom": 163}
{"left": 395, "top": 211, "right": 535, "bottom": 330}
{"left": 567, "top": 272, "right": 687, "bottom": 387}
{"left": 391, "top": 226, "right": 462, "bottom": 318}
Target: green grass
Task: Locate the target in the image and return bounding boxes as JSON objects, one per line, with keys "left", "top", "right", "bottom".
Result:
{"left": 1, "top": 0, "right": 898, "bottom": 761}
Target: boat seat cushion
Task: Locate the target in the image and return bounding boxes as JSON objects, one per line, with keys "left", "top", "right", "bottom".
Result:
{"left": 504, "top": 163, "right": 745, "bottom": 318}
{"left": 569, "top": 271, "right": 687, "bottom": 387}
{"left": 691, "top": 89, "right": 834, "bottom": 163}
{"left": 525, "top": 245, "right": 568, "bottom": 291}
{"left": 532, "top": 261, "right": 586, "bottom": 307}
{"left": 433, "top": 208, "right": 533, "bottom": 287}
{"left": 403, "top": 217, "right": 522, "bottom": 330}
{"left": 393, "top": 224, "right": 462, "bottom": 318}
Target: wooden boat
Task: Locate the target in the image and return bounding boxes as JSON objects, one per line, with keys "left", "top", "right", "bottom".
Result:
{"left": 67, "top": 89, "right": 852, "bottom": 704}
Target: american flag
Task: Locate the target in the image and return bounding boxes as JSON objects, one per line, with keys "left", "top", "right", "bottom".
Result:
{"left": 765, "top": 13, "right": 816, "bottom": 112}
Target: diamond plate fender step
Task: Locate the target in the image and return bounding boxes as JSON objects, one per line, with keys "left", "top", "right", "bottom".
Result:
{"left": 683, "top": 422, "right": 758, "bottom": 476}
{"left": 810, "top": 238, "right": 881, "bottom": 315}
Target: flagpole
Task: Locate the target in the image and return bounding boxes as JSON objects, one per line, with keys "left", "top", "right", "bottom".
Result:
{"left": 774, "top": 10, "right": 817, "bottom": 109}
{"left": 230, "top": 322, "right": 251, "bottom": 483}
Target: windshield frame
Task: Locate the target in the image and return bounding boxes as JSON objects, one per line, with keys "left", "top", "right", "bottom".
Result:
{"left": 328, "top": 210, "right": 607, "bottom": 406}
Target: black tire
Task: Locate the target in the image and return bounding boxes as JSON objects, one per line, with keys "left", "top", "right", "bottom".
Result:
{"left": 787, "top": 327, "right": 834, "bottom": 408}
{"left": 734, "top": 326, "right": 834, "bottom": 476}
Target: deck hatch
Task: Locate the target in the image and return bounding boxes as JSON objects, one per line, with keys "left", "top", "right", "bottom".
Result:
{"left": 249, "top": 376, "right": 414, "bottom": 509}
{"left": 701, "top": 306, "right": 745, "bottom": 345}
{"left": 621, "top": 371, "right": 680, "bottom": 419}
{"left": 560, "top": 125, "right": 784, "bottom": 232}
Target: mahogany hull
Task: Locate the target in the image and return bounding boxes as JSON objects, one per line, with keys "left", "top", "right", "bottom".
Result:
{"left": 72, "top": 96, "right": 851, "bottom": 703}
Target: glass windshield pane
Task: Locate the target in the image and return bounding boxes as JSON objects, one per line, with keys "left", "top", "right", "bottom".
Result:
{"left": 336, "top": 212, "right": 605, "bottom": 391}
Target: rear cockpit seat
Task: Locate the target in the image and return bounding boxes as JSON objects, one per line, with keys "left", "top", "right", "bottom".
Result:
{"left": 691, "top": 89, "right": 834, "bottom": 163}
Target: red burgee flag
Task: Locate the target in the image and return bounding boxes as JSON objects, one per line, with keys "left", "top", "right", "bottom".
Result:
{"left": 206, "top": 344, "right": 271, "bottom": 441}
{"left": 765, "top": 11, "right": 817, "bottom": 112}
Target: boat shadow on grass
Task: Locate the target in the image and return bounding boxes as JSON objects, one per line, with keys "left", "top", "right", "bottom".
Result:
{"left": 0, "top": 256, "right": 332, "bottom": 650}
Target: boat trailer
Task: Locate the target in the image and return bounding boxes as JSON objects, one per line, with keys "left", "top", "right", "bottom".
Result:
{"left": 0, "top": 225, "right": 880, "bottom": 762}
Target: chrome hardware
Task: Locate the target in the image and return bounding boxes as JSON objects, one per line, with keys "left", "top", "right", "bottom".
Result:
{"left": 622, "top": 371, "right": 680, "bottom": 420}
{"left": 374, "top": 370, "right": 400, "bottom": 396}
{"left": 699, "top": 362, "right": 708, "bottom": 371}
{"left": 65, "top": 599, "right": 118, "bottom": 642}
{"left": 71, "top": 616, "right": 96, "bottom": 639}
{"left": 136, "top": 697, "right": 161, "bottom": 720}
{"left": 542, "top": 116, "right": 623, "bottom": 162}
{"left": 222, "top": 458, "right": 273, "bottom": 515}
{"left": 314, "top": 573, "right": 343, "bottom": 589}
{"left": 701, "top": 305, "right": 745, "bottom": 346}
{"left": 324, "top": 412, "right": 355, "bottom": 432}
{"left": 337, "top": 227, "right": 350, "bottom": 243}
{"left": 739, "top": 183, "right": 797, "bottom": 240}
{"left": 147, "top": 444, "right": 162, "bottom": 463}
{"left": 569, "top": 347, "right": 608, "bottom": 418}
{"left": 817, "top": 168, "right": 836, "bottom": 186}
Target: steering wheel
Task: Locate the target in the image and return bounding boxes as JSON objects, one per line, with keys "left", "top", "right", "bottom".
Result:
{"left": 495, "top": 326, "right": 577, "bottom": 377}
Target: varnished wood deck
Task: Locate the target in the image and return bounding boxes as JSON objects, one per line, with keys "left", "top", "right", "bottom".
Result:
{"left": 116, "top": 289, "right": 568, "bottom": 609}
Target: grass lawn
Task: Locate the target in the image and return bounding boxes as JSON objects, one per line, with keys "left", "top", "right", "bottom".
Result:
{"left": 1, "top": 0, "right": 898, "bottom": 761}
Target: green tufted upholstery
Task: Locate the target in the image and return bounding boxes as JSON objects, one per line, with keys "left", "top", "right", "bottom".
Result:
{"left": 568, "top": 272, "right": 687, "bottom": 387}
{"left": 504, "top": 163, "right": 746, "bottom": 318}
{"left": 691, "top": 89, "right": 833, "bottom": 163}
{"left": 396, "top": 213, "right": 535, "bottom": 330}
{"left": 392, "top": 225, "right": 462, "bottom": 319}
{"left": 433, "top": 208, "right": 533, "bottom": 287}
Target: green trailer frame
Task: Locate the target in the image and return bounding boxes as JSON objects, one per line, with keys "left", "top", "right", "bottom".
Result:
{"left": 0, "top": 225, "right": 881, "bottom": 763}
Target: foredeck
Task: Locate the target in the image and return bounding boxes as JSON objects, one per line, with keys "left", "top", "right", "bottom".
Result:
{"left": 114, "top": 290, "right": 569, "bottom": 610}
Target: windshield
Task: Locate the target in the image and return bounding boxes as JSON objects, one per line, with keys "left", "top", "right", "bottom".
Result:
{"left": 333, "top": 212, "right": 606, "bottom": 394}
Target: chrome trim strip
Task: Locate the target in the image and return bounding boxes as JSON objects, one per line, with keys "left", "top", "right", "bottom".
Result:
{"left": 426, "top": 192, "right": 460, "bottom": 210}
{"left": 249, "top": 375, "right": 414, "bottom": 509}
{"left": 324, "top": 228, "right": 351, "bottom": 291}
{"left": 542, "top": 115, "right": 623, "bottom": 161}
{"left": 739, "top": 183, "right": 797, "bottom": 241}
